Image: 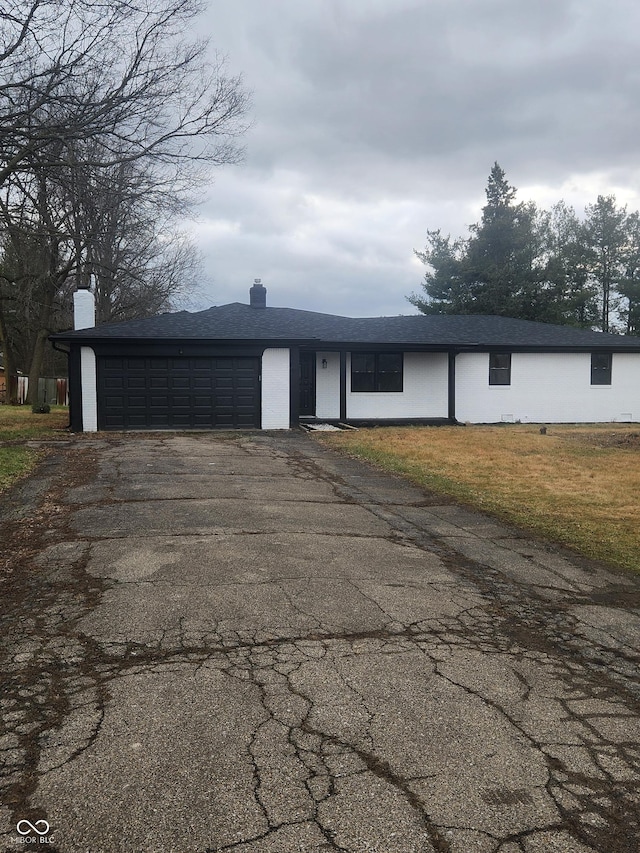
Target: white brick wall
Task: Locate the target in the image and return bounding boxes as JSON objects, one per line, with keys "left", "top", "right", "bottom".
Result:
{"left": 346, "top": 352, "right": 448, "bottom": 419}
{"left": 73, "top": 289, "right": 95, "bottom": 330}
{"left": 456, "top": 352, "right": 640, "bottom": 423}
{"left": 80, "top": 346, "right": 98, "bottom": 432}
{"left": 261, "top": 348, "right": 290, "bottom": 429}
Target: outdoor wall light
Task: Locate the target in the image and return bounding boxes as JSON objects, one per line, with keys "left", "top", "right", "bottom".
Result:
{"left": 321, "top": 358, "right": 328, "bottom": 369}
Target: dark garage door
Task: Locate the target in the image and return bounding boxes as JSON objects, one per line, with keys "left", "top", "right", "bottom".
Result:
{"left": 98, "top": 356, "right": 261, "bottom": 430}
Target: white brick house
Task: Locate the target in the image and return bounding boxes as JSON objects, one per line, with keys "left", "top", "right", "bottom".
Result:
{"left": 51, "top": 282, "right": 640, "bottom": 432}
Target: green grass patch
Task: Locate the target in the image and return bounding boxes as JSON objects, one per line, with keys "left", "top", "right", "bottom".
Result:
{"left": 0, "top": 446, "right": 43, "bottom": 493}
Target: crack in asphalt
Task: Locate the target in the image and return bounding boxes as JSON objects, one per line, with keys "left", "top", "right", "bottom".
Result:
{"left": 0, "top": 434, "right": 639, "bottom": 852}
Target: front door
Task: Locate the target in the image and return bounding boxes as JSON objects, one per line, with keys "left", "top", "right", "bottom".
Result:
{"left": 299, "top": 351, "right": 316, "bottom": 416}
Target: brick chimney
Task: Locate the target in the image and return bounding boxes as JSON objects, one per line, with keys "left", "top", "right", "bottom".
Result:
{"left": 249, "top": 278, "right": 267, "bottom": 309}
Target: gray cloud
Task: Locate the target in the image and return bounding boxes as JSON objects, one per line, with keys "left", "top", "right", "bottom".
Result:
{"left": 191, "top": 0, "right": 640, "bottom": 316}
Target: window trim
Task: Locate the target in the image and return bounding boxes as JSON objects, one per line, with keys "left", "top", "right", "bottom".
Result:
{"left": 350, "top": 352, "right": 403, "bottom": 393}
{"left": 591, "top": 352, "right": 612, "bottom": 386}
{"left": 489, "top": 352, "right": 512, "bottom": 386}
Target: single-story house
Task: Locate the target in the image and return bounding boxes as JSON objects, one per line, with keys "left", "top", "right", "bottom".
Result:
{"left": 50, "top": 281, "right": 640, "bottom": 432}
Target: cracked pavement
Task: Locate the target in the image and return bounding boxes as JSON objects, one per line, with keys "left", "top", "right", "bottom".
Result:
{"left": 0, "top": 431, "right": 639, "bottom": 853}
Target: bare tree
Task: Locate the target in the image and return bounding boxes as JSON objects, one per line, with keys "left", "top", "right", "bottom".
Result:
{"left": 0, "top": 165, "right": 77, "bottom": 401}
{"left": 0, "top": 0, "right": 249, "bottom": 401}
{"left": 0, "top": 1, "right": 249, "bottom": 185}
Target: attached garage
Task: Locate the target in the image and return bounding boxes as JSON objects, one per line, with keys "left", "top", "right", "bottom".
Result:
{"left": 97, "top": 355, "right": 261, "bottom": 430}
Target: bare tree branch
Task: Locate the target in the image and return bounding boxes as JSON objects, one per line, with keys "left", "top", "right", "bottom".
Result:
{"left": 0, "top": 0, "right": 249, "bottom": 400}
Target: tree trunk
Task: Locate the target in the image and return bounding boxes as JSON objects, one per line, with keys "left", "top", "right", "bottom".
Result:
{"left": 0, "top": 299, "right": 18, "bottom": 404}
{"left": 25, "top": 279, "right": 55, "bottom": 405}
{"left": 25, "top": 327, "right": 51, "bottom": 405}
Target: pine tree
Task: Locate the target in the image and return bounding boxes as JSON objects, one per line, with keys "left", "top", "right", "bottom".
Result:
{"left": 411, "top": 165, "right": 609, "bottom": 328}
{"left": 583, "top": 195, "right": 628, "bottom": 332}
{"left": 411, "top": 164, "right": 545, "bottom": 317}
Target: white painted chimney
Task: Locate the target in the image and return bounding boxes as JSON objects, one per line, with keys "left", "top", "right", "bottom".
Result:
{"left": 73, "top": 285, "right": 95, "bottom": 329}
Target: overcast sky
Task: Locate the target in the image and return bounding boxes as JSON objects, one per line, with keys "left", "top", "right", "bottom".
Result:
{"left": 188, "top": 0, "right": 640, "bottom": 317}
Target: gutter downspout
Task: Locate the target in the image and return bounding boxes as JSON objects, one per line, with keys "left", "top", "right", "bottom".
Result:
{"left": 339, "top": 351, "right": 347, "bottom": 422}
{"left": 51, "top": 341, "right": 71, "bottom": 429}
{"left": 448, "top": 350, "right": 459, "bottom": 424}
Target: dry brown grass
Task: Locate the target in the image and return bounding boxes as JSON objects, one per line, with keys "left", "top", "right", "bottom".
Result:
{"left": 320, "top": 424, "right": 640, "bottom": 572}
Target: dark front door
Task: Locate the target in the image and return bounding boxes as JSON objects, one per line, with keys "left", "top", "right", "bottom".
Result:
{"left": 98, "top": 356, "right": 261, "bottom": 430}
{"left": 299, "top": 351, "right": 316, "bottom": 416}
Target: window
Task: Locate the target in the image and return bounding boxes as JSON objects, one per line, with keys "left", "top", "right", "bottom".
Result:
{"left": 489, "top": 353, "right": 511, "bottom": 385}
{"left": 591, "top": 352, "right": 612, "bottom": 385}
{"left": 351, "top": 352, "right": 403, "bottom": 392}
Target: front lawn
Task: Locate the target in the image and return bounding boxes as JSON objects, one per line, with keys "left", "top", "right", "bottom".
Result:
{"left": 319, "top": 424, "right": 640, "bottom": 572}
{"left": 0, "top": 404, "right": 69, "bottom": 442}
{"left": 0, "top": 405, "right": 69, "bottom": 493}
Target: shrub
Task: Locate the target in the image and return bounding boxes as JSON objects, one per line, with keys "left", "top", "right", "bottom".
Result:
{"left": 31, "top": 403, "right": 51, "bottom": 414}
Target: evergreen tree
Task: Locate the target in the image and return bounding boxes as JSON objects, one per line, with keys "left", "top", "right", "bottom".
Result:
{"left": 583, "top": 195, "right": 628, "bottom": 332}
{"left": 410, "top": 230, "right": 467, "bottom": 314}
{"left": 618, "top": 210, "right": 640, "bottom": 335}
{"left": 410, "top": 165, "right": 618, "bottom": 329}
{"left": 411, "top": 164, "right": 550, "bottom": 318}
{"left": 541, "top": 203, "right": 599, "bottom": 328}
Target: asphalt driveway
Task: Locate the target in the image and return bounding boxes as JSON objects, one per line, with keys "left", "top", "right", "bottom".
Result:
{"left": 0, "top": 431, "right": 639, "bottom": 853}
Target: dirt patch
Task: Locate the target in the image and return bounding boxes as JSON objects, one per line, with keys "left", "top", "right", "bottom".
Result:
{"left": 0, "top": 443, "right": 99, "bottom": 582}
{"left": 560, "top": 430, "right": 640, "bottom": 449}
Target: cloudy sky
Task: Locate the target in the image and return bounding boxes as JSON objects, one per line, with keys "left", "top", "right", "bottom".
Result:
{"left": 188, "top": 0, "right": 640, "bottom": 317}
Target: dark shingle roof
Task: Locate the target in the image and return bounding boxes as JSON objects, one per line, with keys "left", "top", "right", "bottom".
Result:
{"left": 51, "top": 302, "right": 640, "bottom": 350}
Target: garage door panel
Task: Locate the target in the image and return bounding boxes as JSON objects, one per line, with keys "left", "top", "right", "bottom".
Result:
{"left": 215, "top": 376, "right": 233, "bottom": 387}
{"left": 149, "top": 378, "right": 169, "bottom": 390}
{"left": 170, "top": 377, "right": 190, "bottom": 389}
{"left": 98, "top": 356, "right": 261, "bottom": 430}
{"left": 104, "top": 358, "right": 124, "bottom": 370}
{"left": 125, "top": 377, "right": 146, "bottom": 389}
{"left": 103, "top": 377, "right": 124, "bottom": 389}
{"left": 126, "top": 395, "right": 146, "bottom": 407}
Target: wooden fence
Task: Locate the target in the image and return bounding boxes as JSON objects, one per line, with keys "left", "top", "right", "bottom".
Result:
{"left": 0, "top": 376, "right": 68, "bottom": 405}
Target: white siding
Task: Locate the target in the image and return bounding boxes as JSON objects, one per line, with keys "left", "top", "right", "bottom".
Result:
{"left": 315, "top": 351, "right": 340, "bottom": 419}
{"left": 456, "top": 352, "right": 640, "bottom": 423}
{"left": 261, "top": 348, "right": 290, "bottom": 429}
{"left": 347, "top": 352, "right": 448, "bottom": 419}
{"left": 80, "top": 346, "right": 98, "bottom": 432}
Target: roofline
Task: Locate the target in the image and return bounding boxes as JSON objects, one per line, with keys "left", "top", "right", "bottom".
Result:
{"left": 48, "top": 333, "right": 640, "bottom": 353}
